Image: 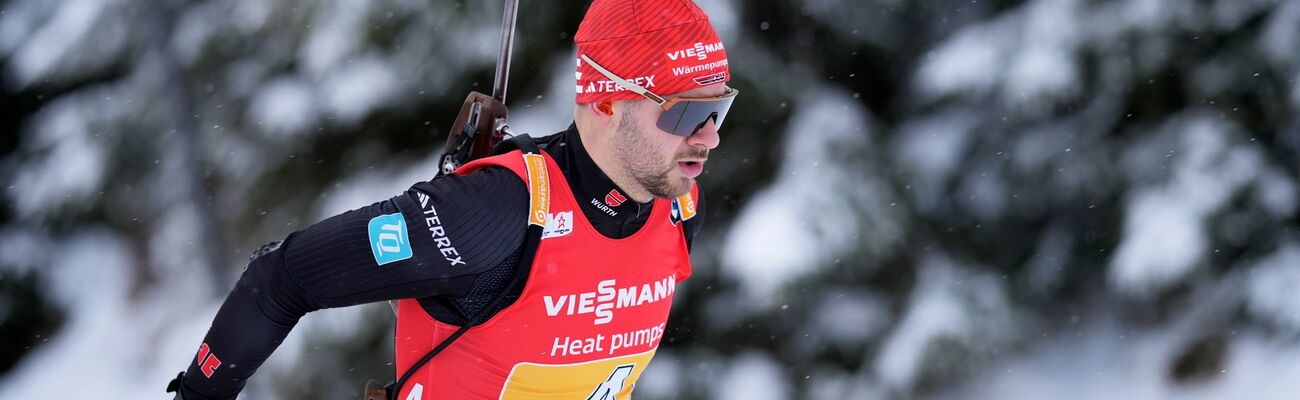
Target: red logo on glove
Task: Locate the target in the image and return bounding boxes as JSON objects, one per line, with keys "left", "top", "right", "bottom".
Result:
{"left": 195, "top": 343, "right": 222, "bottom": 378}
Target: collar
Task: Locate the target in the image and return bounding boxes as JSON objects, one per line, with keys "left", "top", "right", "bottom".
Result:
{"left": 543, "top": 124, "right": 652, "bottom": 238}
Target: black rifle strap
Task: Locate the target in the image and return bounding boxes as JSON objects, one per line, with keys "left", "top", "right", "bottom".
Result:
{"left": 489, "top": 133, "right": 534, "bottom": 155}
{"left": 386, "top": 135, "right": 542, "bottom": 400}
{"left": 681, "top": 212, "right": 698, "bottom": 252}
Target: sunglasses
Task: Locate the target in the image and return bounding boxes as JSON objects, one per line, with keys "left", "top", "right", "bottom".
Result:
{"left": 581, "top": 54, "right": 738, "bottom": 137}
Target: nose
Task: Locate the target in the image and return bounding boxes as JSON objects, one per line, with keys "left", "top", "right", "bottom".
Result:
{"left": 687, "top": 119, "right": 721, "bottom": 150}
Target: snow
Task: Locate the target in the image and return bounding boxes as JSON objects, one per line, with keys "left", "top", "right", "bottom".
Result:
{"left": 1209, "top": 0, "right": 1279, "bottom": 31}
{"left": 915, "top": 0, "right": 1089, "bottom": 111}
{"left": 1010, "top": 124, "right": 1069, "bottom": 175}
{"left": 956, "top": 162, "right": 1010, "bottom": 220}
{"left": 694, "top": 0, "right": 738, "bottom": 39}
{"left": 0, "top": 227, "right": 47, "bottom": 275}
{"left": 250, "top": 76, "right": 320, "bottom": 137}
{"left": 149, "top": 204, "right": 219, "bottom": 297}
{"left": 715, "top": 351, "right": 790, "bottom": 400}
{"left": 169, "top": 2, "right": 220, "bottom": 65}
{"left": 807, "top": 289, "right": 890, "bottom": 351}
{"left": 321, "top": 55, "right": 402, "bottom": 125}
{"left": 6, "top": 0, "right": 126, "bottom": 87}
{"left": 892, "top": 111, "right": 975, "bottom": 212}
{"left": 1109, "top": 115, "right": 1264, "bottom": 295}
{"left": 1258, "top": 0, "right": 1300, "bottom": 67}
{"left": 315, "top": 152, "right": 442, "bottom": 220}
{"left": 0, "top": 228, "right": 218, "bottom": 399}
{"left": 873, "top": 256, "right": 1015, "bottom": 389}
{"left": 169, "top": 0, "right": 273, "bottom": 65}
{"left": 1190, "top": 60, "right": 1237, "bottom": 99}
{"left": 721, "top": 87, "right": 894, "bottom": 307}
{"left": 916, "top": 17, "right": 1011, "bottom": 99}
{"left": 1293, "top": 77, "right": 1300, "bottom": 111}
{"left": 1186, "top": 335, "right": 1300, "bottom": 400}
{"left": 1117, "top": 0, "right": 1181, "bottom": 34}
{"left": 802, "top": 0, "right": 896, "bottom": 44}
{"left": 0, "top": 224, "right": 377, "bottom": 400}
{"left": 1109, "top": 191, "right": 1208, "bottom": 295}
{"left": 508, "top": 52, "right": 584, "bottom": 137}
{"left": 444, "top": 23, "right": 506, "bottom": 72}
{"left": 2, "top": 0, "right": 1299, "bottom": 398}
{"left": 256, "top": 304, "right": 381, "bottom": 394}
{"left": 0, "top": 0, "right": 56, "bottom": 57}
{"left": 1002, "top": 0, "right": 1082, "bottom": 112}
{"left": 914, "top": 0, "right": 1282, "bottom": 109}
{"left": 8, "top": 92, "right": 110, "bottom": 221}
{"left": 221, "top": 59, "right": 274, "bottom": 109}
{"left": 1244, "top": 241, "right": 1300, "bottom": 334}
{"left": 804, "top": 367, "right": 882, "bottom": 400}
{"left": 1024, "top": 224, "right": 1074, "bottom": 295}
{"left": 1022, "top": 0, "right": 1083, "bottom": 47}
{"left": 39, "top": 230, "right": 131, "bottom": 308}
{"left": 635, "top": 350, "right": 682, "bottom": 399}
{"left": 721, "top": 185, "right": 822, "bottom": 303}
{"left": 1253, "top": 169, "right": 1298, "bottom": 218}
{"left": 227, "top": 0, "right": 272, "bottom": 34}
{"left": 1004, "top": 45, "right": 1078, "bottom": 111}
{"left": 300, "top": 0, "right": 369, "bottom": 78}
{"left": 206, "top": 127, "right": 269, "bottom": 190}
{"left": 934, "top": 319, "right": 1300, "bottom": 400}
{"left": 933, "top": 320, "right": 1170, "bottom": 400}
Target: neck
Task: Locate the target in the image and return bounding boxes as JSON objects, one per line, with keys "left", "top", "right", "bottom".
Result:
{"left": 575, "top": 121, "right": 653, "bottom": 204}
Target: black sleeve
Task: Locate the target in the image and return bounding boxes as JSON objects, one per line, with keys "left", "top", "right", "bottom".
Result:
{"left": 176, "top": 167, "right": 527, "bottom": 400}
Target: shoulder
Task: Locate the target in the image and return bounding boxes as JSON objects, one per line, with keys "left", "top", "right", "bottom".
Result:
{"left": 408, "top": 166, "right": 530, "bottom": 227}
{"left": 399, "top": 166, "right": 530, "bottom": 275}
{"left": 415, "top": 165, "right": 526, "bottom": 198}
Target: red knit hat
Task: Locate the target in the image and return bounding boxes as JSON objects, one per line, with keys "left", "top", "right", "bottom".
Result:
{"left": 574, "top": 0, "right": 730, "bottom": 104}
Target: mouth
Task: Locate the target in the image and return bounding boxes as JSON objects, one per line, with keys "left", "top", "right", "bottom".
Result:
{"left": 677, "top": 159, "right": 706, "bottom": 178}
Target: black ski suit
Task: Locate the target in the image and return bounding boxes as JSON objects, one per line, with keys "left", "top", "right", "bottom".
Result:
{"left": 171, "top": 125, "right": 703, "bottom": 399}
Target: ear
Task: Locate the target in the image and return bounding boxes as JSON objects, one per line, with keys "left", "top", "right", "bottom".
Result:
{"left": 583, "top": 101, "right": 616, "bottom": 128}
{"left": 592, "top": 101, "right": 614, "bottom": 116}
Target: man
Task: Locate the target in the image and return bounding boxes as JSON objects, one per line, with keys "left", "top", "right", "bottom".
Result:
{"left": 167, "top": 0, "right": 735, "bottom": 398}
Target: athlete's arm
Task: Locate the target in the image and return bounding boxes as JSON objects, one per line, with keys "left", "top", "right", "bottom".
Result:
{"left": 171, "top": 168, "right": 527, "bottom": 400}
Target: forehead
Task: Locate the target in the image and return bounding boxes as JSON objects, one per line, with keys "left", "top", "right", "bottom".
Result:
{"left": 666, "top": 82, "right": 728, "bottom": 99}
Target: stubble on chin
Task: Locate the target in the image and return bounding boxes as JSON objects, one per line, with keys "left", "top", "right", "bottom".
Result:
{"left": 614, "top": 113, "right": 693, "bottom": 199}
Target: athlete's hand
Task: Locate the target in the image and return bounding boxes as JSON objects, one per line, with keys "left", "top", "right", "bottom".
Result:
{"left": 164, "top": 372, "right": 187, "bottom": 400}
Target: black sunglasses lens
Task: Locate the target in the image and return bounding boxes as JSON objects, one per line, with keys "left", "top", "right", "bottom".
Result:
{"left": 657, "top": 96, "right": 735, "bottom": 136}
{"left": 656, "top": 103, "right": 688, "bottom": 136}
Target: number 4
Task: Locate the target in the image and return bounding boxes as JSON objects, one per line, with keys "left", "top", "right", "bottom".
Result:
{"left": 406, "top": 383, "right": 424, "bottom": 400}
{"left": 587, "top": 364, "right": 635, "bottom": 400}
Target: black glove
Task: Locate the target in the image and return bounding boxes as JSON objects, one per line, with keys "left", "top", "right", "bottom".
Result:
{"left": 165, "top": 372, "right": 185, "bottom": 400}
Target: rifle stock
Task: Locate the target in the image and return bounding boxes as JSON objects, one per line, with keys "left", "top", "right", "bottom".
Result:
{"left": 363, "top": 379, "right": 387, "bottom": 400}
{"left": 437, "top": 92, "right": 509, "bottom": 176}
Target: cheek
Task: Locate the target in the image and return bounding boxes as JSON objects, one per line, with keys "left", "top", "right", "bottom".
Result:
{"left": 622, "top": 133, "right": 674, "bottom": 174}
{"left": 625, "top": 120, "right": 664, "bottom": 152}
{"left": 637, "top": 133, "right": 677, "bottom": 162}
{"left": 620, "top": 107, "right": 680, "bottom": 164}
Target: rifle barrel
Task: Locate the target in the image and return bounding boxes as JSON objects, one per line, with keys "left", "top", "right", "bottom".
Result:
{"left": 492, "top": 0, "right": 520, "bottom": 104}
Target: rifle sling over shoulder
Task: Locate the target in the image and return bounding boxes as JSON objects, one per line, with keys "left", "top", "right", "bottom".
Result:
{"left": 381, "top": 135, "right": 543, "bottom": 400}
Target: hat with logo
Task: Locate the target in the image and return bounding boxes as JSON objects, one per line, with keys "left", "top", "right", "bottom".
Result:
{"left": 574, "top": 0, "right": 730, "bottom": 104}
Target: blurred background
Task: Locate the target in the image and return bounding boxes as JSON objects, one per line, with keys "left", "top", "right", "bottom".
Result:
{"left": 2, "top": 0, "right": 1299, "bottom": 398}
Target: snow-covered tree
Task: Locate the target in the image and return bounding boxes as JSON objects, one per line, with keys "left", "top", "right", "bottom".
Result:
{"left": 1, "top": 0, "right": 1297, "bottom": 399}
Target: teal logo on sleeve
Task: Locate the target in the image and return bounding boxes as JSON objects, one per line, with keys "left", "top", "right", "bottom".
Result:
{"left": 368, "top": 213, "right": 412, "bottom": 266}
